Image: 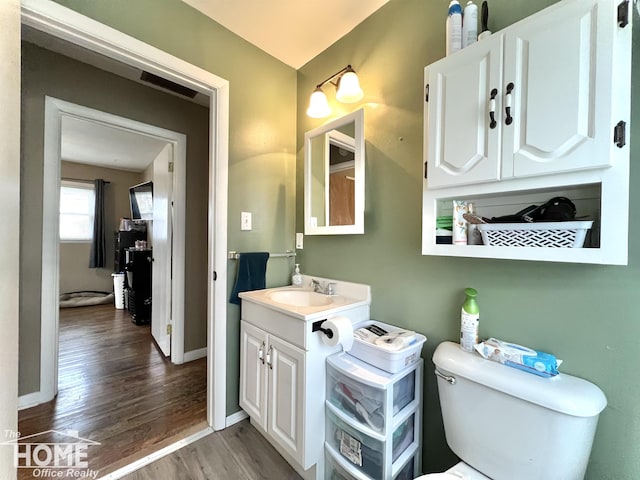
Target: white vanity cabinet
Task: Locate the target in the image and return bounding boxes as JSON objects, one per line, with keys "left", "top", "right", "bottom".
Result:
{"left": 239, "top": 279, "right": 372, "bottom": 480}
{"left": 424, "top": 0, "right": 623, "bottom": 189}
{"left": 240, "top": 320, "right": 306, "bottom": 464}
{"left": 422, "top": 0, "right": 632, "bottom": 265}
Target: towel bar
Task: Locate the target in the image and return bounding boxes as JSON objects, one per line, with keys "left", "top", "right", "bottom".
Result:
{"left": 228, "top": 250, "right": 296, "bottom": 260}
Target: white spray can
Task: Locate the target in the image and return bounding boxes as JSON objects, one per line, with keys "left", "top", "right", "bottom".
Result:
{"left": 446, "top": 0, "right": 463, "bottom": 56}
{"left": 462, "top": 1, "right": 478, "bottom": 48}
{"left": 460, "top": 287, "right": 480, "bottom": 352}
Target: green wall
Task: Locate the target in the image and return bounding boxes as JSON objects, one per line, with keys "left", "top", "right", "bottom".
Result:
{"left": 297, "top": 0, "right": 640, "bottom": 478}
{"left": 50, "top": 0, "right": 298, "bottom": 414}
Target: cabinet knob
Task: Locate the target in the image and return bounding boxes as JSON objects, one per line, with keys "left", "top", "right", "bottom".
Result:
{"left": 505, "top": 82, "right": 514, "bottom": 126}
{"left": 489, "top": 88, "right": 498, "bottom": 129}
{"left": 266, "top": 345, "right": 273, "bottom": 369}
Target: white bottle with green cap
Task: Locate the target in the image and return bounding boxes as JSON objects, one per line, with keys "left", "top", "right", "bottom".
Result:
{"left": 460, "top": 287, "right": 479, "bottom": 352}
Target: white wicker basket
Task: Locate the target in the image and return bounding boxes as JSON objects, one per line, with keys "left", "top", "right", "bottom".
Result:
{"left": 477, "top": 221, "right": 594, "bottom": 248}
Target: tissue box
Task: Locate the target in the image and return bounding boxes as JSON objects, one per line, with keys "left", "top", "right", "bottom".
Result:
{"left": 349, "top": 320, "right": 426, "bottom": 373}
{"left": 474, "top": 338, "right": 561, "bottom": 378}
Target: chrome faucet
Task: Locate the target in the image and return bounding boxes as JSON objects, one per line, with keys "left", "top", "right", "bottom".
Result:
{"left": 310, "top": 279, "right": 336, "bottom": 295}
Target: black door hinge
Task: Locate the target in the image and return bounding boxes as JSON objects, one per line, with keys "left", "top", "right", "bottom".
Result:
{"left": 424, "top": 161, "right": 428, "bottom": 179}
{"left": 614, "top": 121, "right": 626, "bottom": 148}
{"left": 618, "top": 0, "right": 629, "bottom": 28}
{"left": 213, "top": 271, "right": 217, "bottom": 281}
{"left": 425, "top": 84, "right": 429, "bottom": 102}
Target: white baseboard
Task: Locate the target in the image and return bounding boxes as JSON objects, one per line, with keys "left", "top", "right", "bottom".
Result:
{"left": 18, "top": 391, "right": 45, "bottom": 411}
{"left": 225, "top": 409, "right": 248, "bottom": 428}
{"left": 98, "top": 427, "right": 213, "bottom": 479}
{"left": 183, "top": 347, "right": 207, "bottom": 363}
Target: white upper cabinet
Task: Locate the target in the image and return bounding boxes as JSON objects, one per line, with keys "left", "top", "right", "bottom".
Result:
{"left": 425, "top": 0, "right": 626, "bottom": 190}
{"left": 422, "top": 0, "right": 632, "bottom": 265}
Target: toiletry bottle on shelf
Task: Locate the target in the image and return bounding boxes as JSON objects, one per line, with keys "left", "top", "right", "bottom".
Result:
{"left": 291, "top": 264, "right": 302, "bottom": 287}
{"left": 460, "top": 287, "right": 479, "bottom": 352}
{"left": 446, "top": 0, "right": 463, "bottom": 56}
{"left": 462, "top": 1, "right": 478, "bottom": 48}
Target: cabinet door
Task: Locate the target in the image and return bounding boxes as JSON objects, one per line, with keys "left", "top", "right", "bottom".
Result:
{"left": 502, "top": 0, "right": 618, "bottom": 178}
{"left": 267, "top": 335, "right": 306, "bottom": 466}
{"left": 425, "top": 33, "right": 504, "bottom": 189}
{"left": 239, "top": 321, "right": 268, "bottom": 431}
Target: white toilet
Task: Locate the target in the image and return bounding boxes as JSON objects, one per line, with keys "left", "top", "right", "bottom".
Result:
{"left": 416, "top": 341, "right": 607, "bottom": 480}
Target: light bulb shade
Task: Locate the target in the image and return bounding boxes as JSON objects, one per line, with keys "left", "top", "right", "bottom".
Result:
{"left": 306, "top": 88, "right": 331, "bottom": 118}
{"left": 336, "top": 71, "right": 364, "bottom": 103}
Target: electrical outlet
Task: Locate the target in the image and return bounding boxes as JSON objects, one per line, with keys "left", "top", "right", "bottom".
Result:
{"left": 241, "top": 211, "right": 252, "bottom": 231}
{"left": 296, "top": 232, "right": 304, "bottom": 249}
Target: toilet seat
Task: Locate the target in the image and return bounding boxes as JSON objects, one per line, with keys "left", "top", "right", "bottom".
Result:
{"left": 414, "top": 461, "right": 491, "bottom": 480}
{"left": 415, "top": 474, "right": 463, "bottom": 480}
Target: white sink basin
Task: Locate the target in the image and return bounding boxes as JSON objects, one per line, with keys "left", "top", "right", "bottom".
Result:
{"left": 268, "top": 290, "right": 334, "bottom": 307}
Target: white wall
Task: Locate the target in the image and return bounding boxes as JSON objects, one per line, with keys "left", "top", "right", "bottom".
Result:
{"left": 0, "top": 1, "right": 20, "bottom": 478}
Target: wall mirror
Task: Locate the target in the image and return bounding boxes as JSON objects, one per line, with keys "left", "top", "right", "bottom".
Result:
{"left": 304, "top": 108, "right": 364, "bottom": 235}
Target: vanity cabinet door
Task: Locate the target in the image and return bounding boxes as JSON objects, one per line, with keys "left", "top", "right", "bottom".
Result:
{"left": 502, "top": 0, "right": 617, "bottom": 179}
{"left": 239, "top": 321, "right": 268, "bottom": 431}
{"left": 424, "top": 33, "right": 504, "bottom": 189}
{"left": 267, "top": 335, "right": 306, "bottom": 466}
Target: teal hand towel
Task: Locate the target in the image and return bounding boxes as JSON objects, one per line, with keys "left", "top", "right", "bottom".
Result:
{"left": 229, "top": 252, "right": 270, "bottom": 305}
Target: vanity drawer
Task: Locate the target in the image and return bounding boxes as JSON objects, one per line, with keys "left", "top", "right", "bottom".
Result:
{"left": 326, "top": 355, "right": 416, "bottom": 433}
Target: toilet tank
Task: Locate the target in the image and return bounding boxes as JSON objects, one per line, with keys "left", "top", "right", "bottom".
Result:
{"left": 433, "top": 342, "right": 606, "bottom": 480}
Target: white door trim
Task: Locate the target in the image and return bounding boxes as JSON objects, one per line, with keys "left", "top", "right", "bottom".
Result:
{"left": 42, "top": 98, "right": 187, "bottom": 391}
{"left": 21, "top": 0, "right": 229, "bottom": 430}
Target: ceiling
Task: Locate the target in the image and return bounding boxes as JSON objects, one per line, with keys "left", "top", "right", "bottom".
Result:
{"left": 61, "top": 116, "right": 170, "bottom": 172}
{"left": 37, "top": 0, "right": 393, "bottom": 172}
{"left": 181, "top": 0, "right": 391, "bottom": 69}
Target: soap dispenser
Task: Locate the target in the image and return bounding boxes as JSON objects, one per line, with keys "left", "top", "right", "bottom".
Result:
{"left": 291, "top": 264, "right": 303, "bottom": 287}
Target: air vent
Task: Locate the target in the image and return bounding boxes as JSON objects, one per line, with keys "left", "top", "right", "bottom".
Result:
{"left": 140, "top": 71, "right": 198, "bottom": 98}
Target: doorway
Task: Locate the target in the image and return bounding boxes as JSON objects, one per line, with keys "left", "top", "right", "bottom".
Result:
{"left": 43, "top": 98, "right": 188, "bottom": 394}
{"left": 21, "top": 0, "right": 230, "bottom": 434}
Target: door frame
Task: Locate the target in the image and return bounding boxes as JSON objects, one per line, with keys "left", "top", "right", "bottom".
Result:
{"left": 21, "top": 0, "right": 229, "bottom": 430}
{"left": 42, "top": 98, "right": 187, "bottom": 398}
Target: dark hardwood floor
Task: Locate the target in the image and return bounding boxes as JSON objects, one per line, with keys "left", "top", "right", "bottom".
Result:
{"left": 18, "top": 304, "right": 207, "bottom": 478}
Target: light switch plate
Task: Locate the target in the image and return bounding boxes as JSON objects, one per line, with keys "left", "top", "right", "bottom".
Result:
{"left": 296, "top": 232, "right": 304, "bottom": 249}
{"left": 241, "top": 211, "right": 252, "bottom": 231}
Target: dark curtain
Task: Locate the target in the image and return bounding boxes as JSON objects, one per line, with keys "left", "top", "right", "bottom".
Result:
{"left": 89, "top": 179, "right": 106, "bottom": 268}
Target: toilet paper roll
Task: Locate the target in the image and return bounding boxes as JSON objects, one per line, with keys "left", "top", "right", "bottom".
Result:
{"left": 320, "top": 316, "right": 354, "bottom": 351}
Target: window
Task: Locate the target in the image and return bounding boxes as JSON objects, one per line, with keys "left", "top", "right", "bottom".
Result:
{"left": 59, "top": 181, "right": 95, "bottom": 242}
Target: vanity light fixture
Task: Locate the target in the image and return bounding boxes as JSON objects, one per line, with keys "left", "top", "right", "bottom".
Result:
{"left": 306, "top": 65, "right": 364, "bottom": 118}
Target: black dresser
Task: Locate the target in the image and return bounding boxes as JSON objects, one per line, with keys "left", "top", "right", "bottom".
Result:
{"left": 114, "top": 230, "right": 146, "bottom": 272}
{"left": 125, "top": 248, "right": 152, "bottom": 325}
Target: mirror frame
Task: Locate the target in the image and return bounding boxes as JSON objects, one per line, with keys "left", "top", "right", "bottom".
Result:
{"left": 304, "top": 108, "right": 364, "bottom": 235}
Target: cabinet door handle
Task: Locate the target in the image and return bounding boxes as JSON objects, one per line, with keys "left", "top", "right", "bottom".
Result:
{"left": 259, "top": 341, "right": 265, "bottom": 365}
{"left": 504, "top": 82, "right": 514, "bottom": 125}
{"left": 266, "top": 345, "right": 273, "bottom": 370}
{"left": 489, "top": 88, "right": 498, "bottom": 129}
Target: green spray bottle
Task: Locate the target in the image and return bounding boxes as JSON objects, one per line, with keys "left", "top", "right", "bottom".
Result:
{"left": 460, "top": 287, "right": 479, "bottom": 352}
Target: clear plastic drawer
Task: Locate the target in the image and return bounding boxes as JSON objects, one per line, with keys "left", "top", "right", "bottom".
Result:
{"left": 326, "top": 354, "right": 416, "bottom": 434}
{"left": 326, "top": 407, "right": 415, "bottom": 479}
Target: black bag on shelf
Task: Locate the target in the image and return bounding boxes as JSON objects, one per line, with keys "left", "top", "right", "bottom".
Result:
{"left": 490, "top": 197, "right": 577, "bottom": 223}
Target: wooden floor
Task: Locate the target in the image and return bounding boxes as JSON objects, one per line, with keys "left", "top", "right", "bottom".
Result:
{"left": 121, "top": 420, "right": 302, "bottom": 480}
{"left": 18, "top": 304, "right": 207, "bottom": 478}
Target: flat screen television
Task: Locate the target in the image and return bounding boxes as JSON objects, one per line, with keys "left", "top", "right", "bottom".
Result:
{"left": 129, "top": 181, "right": 153, "bottom": 220}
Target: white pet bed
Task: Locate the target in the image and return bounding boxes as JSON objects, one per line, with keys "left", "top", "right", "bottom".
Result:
{"left": 59, "top": 291, "right": 115, "bottom": 308}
